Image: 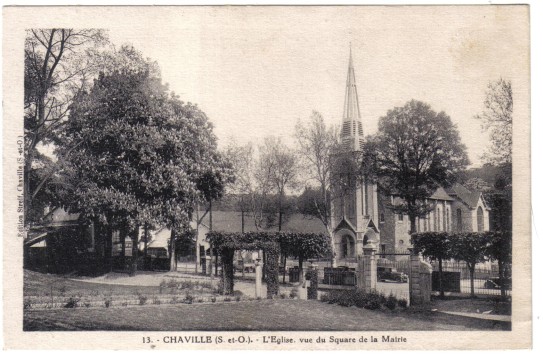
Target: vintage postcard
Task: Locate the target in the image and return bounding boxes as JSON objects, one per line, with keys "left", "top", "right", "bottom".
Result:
{"left": 2, "top": 5, "right": 531, "bottom": 350}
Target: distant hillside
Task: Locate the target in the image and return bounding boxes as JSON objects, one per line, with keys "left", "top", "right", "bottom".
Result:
{"left": 461, "top": 164, "right": 508, "bottom": 187}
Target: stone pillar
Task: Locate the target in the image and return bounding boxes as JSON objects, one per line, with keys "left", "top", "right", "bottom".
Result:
{"left": 409, "top": 253, "right": 432, "bottom": 305}
{"left": 255, "top": 258, "right": 262, "bottom": 299}
{"left": 307, "top": 262, "right": 319, "bottom": 300}
{"left": 357, "top": 242, "right": 377, "bottom": 292}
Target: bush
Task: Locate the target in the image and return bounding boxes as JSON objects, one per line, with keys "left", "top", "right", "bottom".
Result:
{"left": 138, "top": 294, "right": 148, "bottom": 305}
{"left": 224, "top": 296, "right": 232, "bottom": 302}
{"left": 398, "top": 298, "right": 408, "bottom": 309}
{"left": 211, "top": 296, "right": 217, "bottom": 303}
{"left": 320, "top": 293, "right": 330, "bottom": 303}
{"left": 197, "top": 298, "right": 204, "bottom": 303}
{"left": 64, "top": 296, "right": 80, "bottom": 308}
{"left": 170, "top": 296, "right": 179, "bottom": 304}
{"left": 280, "top": 293, "right": 287, "bottom": 299}
{"left": 289, "top": 288, "right": 298, "bottom": 299}
{"left": 235, "top": 295, "right": 241, "bottom": 302}
{"left": 152, "top": 296, "right": 162, "bottom": 305}
{"left": 184, "top": 294, "right": 193, "bottom": 304}
{"left": 364, "top": 292, "right": 382, "bottom": 310}
{"left": 104, "top": 297, "right": 112, "bottom": 308}
{"left": 384, "top": 294, "right": 397, "bottom": 310}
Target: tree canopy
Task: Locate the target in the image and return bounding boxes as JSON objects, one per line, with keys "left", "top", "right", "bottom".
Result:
{"left": 476, "top": 78, "right": 512, "bottom": 166}
{"left": 373, "top": 100, "right": 469, "bottom": 233}
{"left": 57, "top": 47, "right": 232, "bottom": 235}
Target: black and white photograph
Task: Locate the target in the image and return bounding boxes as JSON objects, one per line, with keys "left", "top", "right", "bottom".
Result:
{"left": 2, "top": 4, "right": 532, "bottom": 350}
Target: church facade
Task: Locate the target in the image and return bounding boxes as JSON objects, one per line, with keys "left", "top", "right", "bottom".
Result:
{"left": 330, "top": 50, "right": 490, "bottom": 259}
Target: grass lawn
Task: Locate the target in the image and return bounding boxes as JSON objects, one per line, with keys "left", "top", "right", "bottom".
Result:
{"left": 24, "top": 299, "right": 510, "bottom": 331}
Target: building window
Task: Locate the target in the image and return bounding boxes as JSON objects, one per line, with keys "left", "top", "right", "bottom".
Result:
{"left": 477, "top": 207, "right": 484, "bottom": 232}
{"left": 380, "top": 244, "right": 386, "bottom": 257}
{"left": 398, "top": 212, "right": 404, "bottom": 221}
{"left": 457, "top": 208, "right": 462, "bottom": 231}
{"left": 380, "top": 212, "right": 385, "bottom": 223}
{"left": 436, "top": 207, "right": 441, "bottom": 231}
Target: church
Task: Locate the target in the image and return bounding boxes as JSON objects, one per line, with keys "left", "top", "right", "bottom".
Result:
{"left": 329, "top": 49, "right": 491, "bottom": 260}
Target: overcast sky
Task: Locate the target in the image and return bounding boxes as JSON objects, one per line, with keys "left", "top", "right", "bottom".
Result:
{"left": 104, "top": 6, "right": 529, "bottom": 168}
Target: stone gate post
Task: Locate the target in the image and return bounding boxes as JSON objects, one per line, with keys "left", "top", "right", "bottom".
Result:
{"left": 307, "top": 262, "right": 319, "bottom": 300}
{"left": 357, "top": 243, "right": 377, "bottom": 292}
{"left": 409, "top": 253, "right": 432, "bottom": 305}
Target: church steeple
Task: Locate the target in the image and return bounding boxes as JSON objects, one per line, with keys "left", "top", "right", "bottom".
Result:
{"left": 341, "top": 45, "right": 364, "bottom": 151}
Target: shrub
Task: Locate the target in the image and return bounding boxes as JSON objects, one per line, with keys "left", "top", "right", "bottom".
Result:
{"left": 152, "top": 296, "right": 162, "bottom": 305}
{"left": 320, "top": 293, "right": 330, "bottom": 303}
{"left": 398, "top": 298, "right": 408, "bottom": 308}
{"left": 138, "top": 294, "right": 148, "bottom": 305}
{"left": 280, "top": 293, "right": 287, "bottom": 299}
{"left": 337, "top": 291, "right": 357, "bottom": 307}
{"left": 64, "top": 296, "right": 79, "bottom": 308}
{"left": 211, "top": 296, "right": 217, "bottom": 303}
{"left": 364, "top": 292, "right": 382, "bottom": 310}
{"left": 104, "top": 297, "right": 112, "bottom": 308}
{"left": 354, "top": 291, "right": 369, "bottom": 308}
{"left": 384, "top": 294, "right": 398, "bottom": 310}
{"left": 184, "top": 294, "right": 193, "bottom": 304}
{"left": 170, "top": 296, "right": 179, "bottom": 304}
{"left": 289, "top": 288, "right": 298, "bottom": 299}
{"left": 197, "top": 298, "right": 204, "bottom": 303}
{"left": 235, "top": 295, "right": 241, "bottom": 302}
{"left": 83, "top": 301, "right": 91, "bottom": 308}
{"left": 224, "top": 296, "right": 232, "bottom": 302}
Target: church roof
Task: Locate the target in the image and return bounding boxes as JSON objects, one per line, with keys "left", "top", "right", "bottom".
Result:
{"left": 340, "top": 46, "right": 364, "bottom": 151}
{"left": 429, "top": 187, "right": 454, "bottom": 201}
{"left": 446, "top": 183, "right": 483, "bottom": 209}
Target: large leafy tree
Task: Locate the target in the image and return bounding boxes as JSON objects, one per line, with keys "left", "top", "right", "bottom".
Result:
{"left": 373, "top": 100, "right": 470, "bottom": 234}
{"left": 295, "top": 111, "right": 340, "bottom": 266}
{"left": 24, "top": 29, "right": 108, "bottom": 224}
{"left": 58, "top": 47, "right": 231, "bottom": 272}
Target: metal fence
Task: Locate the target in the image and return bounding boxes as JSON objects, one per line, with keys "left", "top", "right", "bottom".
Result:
{"left": 430, "top": 260, "right": 511, "bottom": 297}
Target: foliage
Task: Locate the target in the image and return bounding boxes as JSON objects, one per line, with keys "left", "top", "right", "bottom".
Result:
{"left": 373, "top": 100, "right": 469, "bottom": 233}
{"left": 411, "top": 232, "right": 454, "bottom": 262}
{"left": 321, "top": 290, "right": 391, "bottom": 311}
{"left": 412, "top": 231, "right": 454, "bottom": 298}
{"left": 24, "top": 29, "right": 109, "bottom": 224}
{"left": 475, "top": 78, "right": 513, "bottom": 165}
{"left": 295, "top": 112, "right": 340, "bottom": 263}
{"left": 450, "top": 232, "right": 492, "bottom": 297}
{"left": 57, "top": 46, "right": 232, "bottom": 245}
{"left": 450, "top": 232, "right": 490, "bottom": 269}
{"left": 398, "top": 298, "right": 408, "bottom": 309}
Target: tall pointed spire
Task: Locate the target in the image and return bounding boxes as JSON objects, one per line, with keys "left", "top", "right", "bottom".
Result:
{"left": 341, "top": 46, "right": 364, "bottom": 151}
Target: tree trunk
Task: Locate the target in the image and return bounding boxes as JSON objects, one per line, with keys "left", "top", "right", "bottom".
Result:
{"left": 143, "top": 223, "right": 149, "bottom": 271}
{"left": 299, "top": 256, "right": 304, "bottom": 283}
{"left": 129, "top": 226, "right": 139, "bottom": 276}
{"left": 438, "top": 257, "right": 444, "bottom": 298}
{"left": 409, "top": 214, "right": 417, "bottom": 235}
{"left": 328, "top": 227, "right": 336, "bottom": 268}
{"left": 169, "top": 228, "right": 177, "bottom": 272}
{"left": 282, "top": 253, "right": 287, "bottom": 283}
{"left": 469, "top": 264, "right": 476, "bottom": 298}
{"left": 498, "top": 259, "right": 506, "bottom": 300}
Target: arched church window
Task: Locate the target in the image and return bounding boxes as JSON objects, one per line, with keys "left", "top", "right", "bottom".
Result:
{"left": 477, "top": 207, "right": 484, "bottom": 232}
